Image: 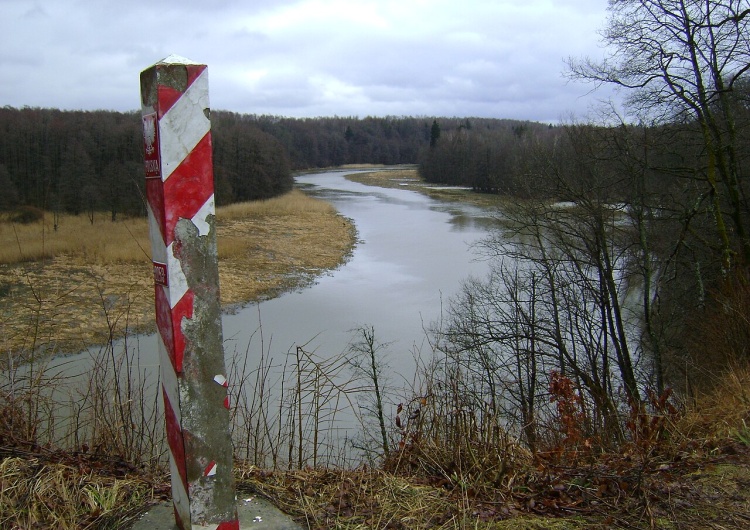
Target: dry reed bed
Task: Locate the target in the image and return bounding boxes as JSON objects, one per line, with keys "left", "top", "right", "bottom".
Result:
{"left": 0, "top": 190, "right": 356, "bottom": 357}
{"left": 0, "top": 190, "right": 343, "bottom": 266}
{"left": 346, "top": 168, "right": 514, "bottom": 209}
{"left": 0, "top": 214, "right": 149, "bottom": 266}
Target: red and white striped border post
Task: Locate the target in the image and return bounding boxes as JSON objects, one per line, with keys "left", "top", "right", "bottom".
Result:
{"left": 140, "top": 55, "right": 238, "bottom": 530}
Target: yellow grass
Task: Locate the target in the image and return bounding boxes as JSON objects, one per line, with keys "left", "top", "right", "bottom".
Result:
{"left": 0, "top": 456, "right": 152, "bottom": 529}
{"left": 0, "top": 212, "right": 150, "bottom": 266}
{"left": 678, "top": 363, "right": 750, "bottom": 441}
{"left": 0, "top": 190, "right": 336, "bottom": 267}
{"left": 218, "top": 189, "right": 335, "bottom": 219}
{"left": 0, "top": 190, "right": 356, "bottom": 355}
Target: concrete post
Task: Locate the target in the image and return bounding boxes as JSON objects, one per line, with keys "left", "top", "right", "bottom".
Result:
{"left": 140, "top": 55, "right": 238, "bottom": 530}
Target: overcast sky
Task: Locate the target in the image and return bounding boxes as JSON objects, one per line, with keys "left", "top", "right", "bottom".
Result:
{"left": 2, "top": 0, "right": 617, "bottom": 122}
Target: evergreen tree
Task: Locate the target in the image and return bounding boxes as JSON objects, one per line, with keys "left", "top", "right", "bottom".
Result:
{"left": 429, "top": 119, "right": 441, "bottom": 148}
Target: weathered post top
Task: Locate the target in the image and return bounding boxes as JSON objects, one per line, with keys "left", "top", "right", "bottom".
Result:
{"left": 141, "top": 55, "right": 238, "bottom": 530}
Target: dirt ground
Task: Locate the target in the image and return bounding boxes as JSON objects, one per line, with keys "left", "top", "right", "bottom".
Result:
{"left": 0, "top": 205, "right": 356, "bottom": 359}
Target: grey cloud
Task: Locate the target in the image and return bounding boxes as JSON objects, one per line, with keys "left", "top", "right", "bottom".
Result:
{"left": 0, "top": 0, "right": 615, "bottom": 120}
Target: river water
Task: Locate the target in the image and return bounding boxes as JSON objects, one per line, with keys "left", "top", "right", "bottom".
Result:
{"left": 115, "top": 170, "right": 495, "bottom": 374}
{"left": 220, "top": 170, "right": 495, "bottom": 375}
{"left": 10, "top": 171, "right": 649, "bottom": 466}
{"left": 11, "top": 170, "right": 498, "bottom": 462}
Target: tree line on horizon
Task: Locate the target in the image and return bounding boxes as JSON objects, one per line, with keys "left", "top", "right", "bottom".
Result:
{"left": 0, "top": 105, "right": 552, "bottom": 219}
{"left": 0, "top": 107, "right": 294, "bottom": 219}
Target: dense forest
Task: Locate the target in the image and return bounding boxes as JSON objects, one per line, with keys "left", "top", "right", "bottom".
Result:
{"left": 0, "top": 106, "right": 549, "bottom": 217}
{"left": 0, "top": 107, "right": 295, "bottom": 218}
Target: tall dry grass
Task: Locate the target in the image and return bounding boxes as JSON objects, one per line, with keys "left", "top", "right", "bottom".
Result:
{"left": 0, "top": 212, "right": 150, "bottom": 266}
{"left": 218, "top": 189, "right": 335, "bottom": 219}
{"left": 677, "top": 363, "right": 750, "bottom": 442}
{"left": 0, "top": 190, "right": 334, "bottom": 266}
{"left": 0, "top": 455, "right": 153, "bottom": 529}
{"left": 217, "top": 190, "right": 338, "bottom": 260}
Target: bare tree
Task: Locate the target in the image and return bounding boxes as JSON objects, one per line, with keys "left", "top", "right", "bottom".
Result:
{"left": 568, "top": 0, "right": 750, "bottom": 268}
{"left": 347, "top": 326, "right": 393, "bottom": 460}
{"left": 436, "top": 123, "right": 693, "bottom": 448}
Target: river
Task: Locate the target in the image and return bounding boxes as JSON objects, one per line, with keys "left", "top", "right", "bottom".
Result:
{"left": 221, "top": 170, "right": 495, "bottom": 375}
{"left": 10, "top": 169, "right": 498, "bottom": 464}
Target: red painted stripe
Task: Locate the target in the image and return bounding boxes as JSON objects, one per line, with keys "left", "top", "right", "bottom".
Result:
{"left": 146, "top": 177, "right": 166, "bottom": 244}
{"left": 155, "top": 288, "right": 194, "bottom": 373}
{"left": 171, "top": 291, "right": 194, "bottom": 373}
{"left": 186, "top": 64, "right": 206, "bottom": 90}
{"left": 216, "top": 520, "right": 240, "bottom": 530}
{"left": 163, "top": 132, "right": 214, "bottom": 246}
{"left": 163, "top": 386, "right": 189, "bottom": 493}
{"left": 157, "top": 85, "right": 183, "bottom": 119}
{"left": 157, "top": 64, "right": 207, "bottom": 118}
{"left": 155, "top": 285, "right": 175, "bottom": 364}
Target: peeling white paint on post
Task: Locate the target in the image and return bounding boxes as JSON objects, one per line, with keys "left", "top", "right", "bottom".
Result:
{"left": 140, "top": 55, "right": 238, "bottom": 530}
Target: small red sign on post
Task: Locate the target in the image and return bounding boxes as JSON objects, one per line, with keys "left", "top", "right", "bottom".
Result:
{"left": 142, "top": 112, "right": 160, "bottom": 178}
{"left": 153, "top": 261, "right": 168, "bottom": 286}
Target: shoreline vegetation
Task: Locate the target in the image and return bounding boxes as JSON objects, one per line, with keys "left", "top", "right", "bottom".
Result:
{"left": 345, "top": 165, "right": 514, "bottom": 209}
{"left": 0, "top": 163, "right": 512, "bottom": 362}
{"left": 0, "top": 186, "right": 356, "bottom": 359}
{"left": 2, "top": 168, "right": 750, "bottom": 529}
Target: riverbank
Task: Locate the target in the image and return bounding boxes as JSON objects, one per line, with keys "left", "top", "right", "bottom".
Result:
{"left": 0, "top": 167, "right": 493, "bottom": 360}
{"left": 344, "top": 166, "right": 514, "bottom": 209}
{"left": 0, "top": 189, "right": 356, "bottom": 360}
{"left": 3, "top": 169, "right": 750, "bottom": 530}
